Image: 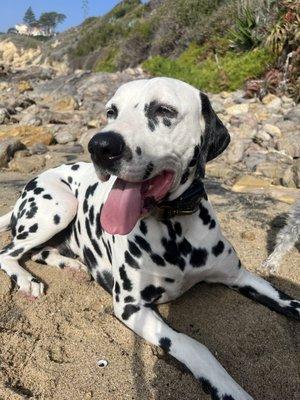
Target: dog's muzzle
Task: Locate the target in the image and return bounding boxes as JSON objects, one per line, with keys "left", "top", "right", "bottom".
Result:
{"left": 88, "top": 131, "right": 125, "bottom": 169}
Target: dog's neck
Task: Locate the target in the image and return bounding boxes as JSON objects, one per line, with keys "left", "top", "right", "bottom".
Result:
{"left": 153, "top": 173, "right": 207, "bottom": 220}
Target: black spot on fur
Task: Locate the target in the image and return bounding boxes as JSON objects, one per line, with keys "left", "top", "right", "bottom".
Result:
{"left": 134, "top": 235, "right": 151, "bottom": 253}
{"left": 122, "top": 304, "right": 140, "bottom": 321}
{"left": 139, "top": 220, "right": 148, "bottom": 235}
{"left": 83, "top": 199, "right": 89, "bottom": 213}
{"left": 209, "top": 219, "right": 216, "bottom": 229}
{"left": 114, "top": 281, "right": 120, "bottom": 301}
{"left": 119, "top": 265, "right": 132, "bottom": 291}
{"left": 165, "top": 277, "right": 175, "bottom": 283}
{"left": 43, "top": 194, "right": 52, "bottom": 200}
{"left": 96, "top": 271, "right": 113, "bottom": 294}
{"left": 128, "top": 240, "right": 142, "bottom": 258}
{"left": 34, "top": 187, "right": 44, "bottom": 195}
{"left": 89, "top": 205, "right": 95, "bottom": 226}
{"left": 198, "top": 377, "right": 219, "bottom": 399}
{"left": 159, "top": 337, "right": 171, "bottom": 352}
{"left": 95, "top": 211, "right": 103, "bottom": 238}
{"left": 161, "top": 237, "right": 185, "bottom": 271}
{"left": 136, "top": 146, "right": 142, "bottom": 156}
{"left": 71, "top": 164, "right": 80, "bottom": 170}
{"left": 190, "top": 247, "right": 208, "bottom": 268}
{"left": 18, "top": 225, "right": 25, "bottom": 233}
{"left": 19, "top": 199, "right": 27, "bottom": 211}
{"left": 124, "top": 296, "right": 135, "bottom": 303}
{"left": 180, "top": 169, "right": 189, "bottom": 185}
{"left": 150, "top": 253, "right": 166, "bottom": 266}
{"left": 54, "top": 214, "right": 60, "bottom": 224}
{"left": 178, "top": 238, "right": 192, "bottom": 256}
{"left": 199, "top": 203, "right": 211, "bottom": 225}
{"left": 83, "top": 246, "right": 97, "bottom": 269}
{"left": 102, "top": 238, "right": 112, "bottom": 264}
{"left": 174, "top": 222, "right": 182, "bottom": 237}
{"left": 16, "top": 232, "right": 29, "bottom": 240}
{"left": 102, "top": 270, "right": 114, "bottom": 293}
{"left": 26, "top": 206, "right": 38, "bottom": 219}
{"left": 212, "top": 240, "right": 224, "bottom": 257}
{"left": 10, "top": 214, "right": 17, "bottom": 237}
{"left": 41, "top": 250, "right": 50, "bottom": 260}
{"left": 25, "top": 178, "right": 38, "bottom": 192}
{"left": 143, "top": 162, "right": 154, "bottom": 180}
{"left": 141, "top": 285, "right": 165, "bottom": 303}
{"left": 67, "top": 176, "right": 73, "bottom": 184}
{"left": 124, "top": 250, "right": 139, "bottom": 269}
{"left": 91, "top": 238, "right": 102, "bottom": 257}
{"left": 10, "top": 248, "right": 24, "bottom": 257}
{"left": 29, "top": 223, "right": 38, "bottom": 233}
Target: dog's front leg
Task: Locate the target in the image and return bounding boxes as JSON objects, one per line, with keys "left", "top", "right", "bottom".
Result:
{"left": 113, "top": 291, "right": 253, "bottom": 400}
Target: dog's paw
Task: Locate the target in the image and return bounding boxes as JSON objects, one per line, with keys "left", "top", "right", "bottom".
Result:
{"left": 18, "top": 276, "right": 45, "bottom": 299}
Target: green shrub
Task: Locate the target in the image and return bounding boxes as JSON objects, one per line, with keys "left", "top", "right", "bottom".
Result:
{"left": 143, "top": 45, "right": 275, "bottom": 92}
{"left": 94, "top": 47, "right": 118, "bottom": 72}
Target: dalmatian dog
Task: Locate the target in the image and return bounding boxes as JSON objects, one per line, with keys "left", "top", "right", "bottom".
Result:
{"left": 0, "top": 78, "right": 299, "bottom": 400}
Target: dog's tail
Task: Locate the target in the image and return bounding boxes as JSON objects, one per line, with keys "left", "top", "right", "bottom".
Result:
{"left": 0, "top": 211, "right": 12, "bottom": 233}
{"left": 263, "top": 199, "right": 300, "bottom": 271}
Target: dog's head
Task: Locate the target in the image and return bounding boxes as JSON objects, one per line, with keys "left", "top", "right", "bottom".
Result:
{"left": 88, "top": 77, "right": 230, "bottom": 235}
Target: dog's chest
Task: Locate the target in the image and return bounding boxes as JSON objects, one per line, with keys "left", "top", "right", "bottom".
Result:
{"left": 65, "top": 170, "right": 222, "bottom": 300}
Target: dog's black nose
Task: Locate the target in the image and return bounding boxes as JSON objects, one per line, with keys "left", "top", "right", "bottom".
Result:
{"left": 88, "top": 131, "right": 125, "bottom": 168}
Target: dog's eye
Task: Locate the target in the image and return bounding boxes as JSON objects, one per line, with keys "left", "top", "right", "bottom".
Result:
{"left": 106, "top": 105, "right": 118, "bottom": 119}
{"left": 155, "top": 105, "right": 177, "bottom": 118}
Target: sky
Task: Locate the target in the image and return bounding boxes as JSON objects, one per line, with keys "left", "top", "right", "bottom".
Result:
{"left": 0, "top": 1, "right": 122, "bottom": 33}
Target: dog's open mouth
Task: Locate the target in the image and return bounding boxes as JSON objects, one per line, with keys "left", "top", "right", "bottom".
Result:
{"left": 100, "top": 170, "right": 174, "bottom": 235}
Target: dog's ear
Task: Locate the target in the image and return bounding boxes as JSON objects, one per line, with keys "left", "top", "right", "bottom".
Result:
{"left": 200, "top": 92, "right": 230, "bottom": 163}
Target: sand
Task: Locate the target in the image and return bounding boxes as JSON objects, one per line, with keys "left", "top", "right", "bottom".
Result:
{"left": 0, "top": 171, "right": 299, "bottom": 400}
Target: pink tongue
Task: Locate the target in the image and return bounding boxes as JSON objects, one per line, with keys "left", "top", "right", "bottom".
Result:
{"left": 100, "top": 179, "right": 143, "bottom": 235}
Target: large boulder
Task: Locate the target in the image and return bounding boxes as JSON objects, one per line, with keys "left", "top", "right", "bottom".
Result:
{"left": 0, "top": 125, "right": 53, "bottom": 146}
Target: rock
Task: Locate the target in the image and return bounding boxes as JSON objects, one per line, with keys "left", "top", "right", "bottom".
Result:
{"left": 263, "top": 124, "right": 282, "bottom": 138}
{"left": 0, "top": 137, "right": 25, "bottom": 168}
{"left": 29, "top": 143, "right": 48, "bottom": 155}
{"left": 281, "top": 167, "right": 297, "bottom": 188}
{"left": 50, "top": 143, "right": 84, "bottom": 154}
{"left": 284, "top": 104, "right": 300, "bottom": 122}
{"left": 254, "top": 130, "right": 271, "bottom": 143}
{"left": 261, "top": 94, "right": 282, "bottom": 111}
{"left": 9, "top": 151, "right": 46, "bottom": 173}
{"left": 275, "top": 120, "right": 298, "bottom": 133}
{"left": 0, "top": 125, "right": 53, "bottom": 146}
{"left": 51, "top": 96, "right": 79, "bottom": 112}
{"left": 19, "top": 113, "right": 42, "bottom": 126}
{"left": 0, "top": 108, "right": 10, "bottom": 124}
{"left": 54, "top": 129, "right": 76, "bottom": 144}
{"left": 276, "top": 133, "right": 300, "bottom": 158}
{"left": 205, "top": 162, "right": 235, "bottom": 179}
{"left": 256, "top": 162, "right": 286, "bottom": 180}
{"left": 226, "top": 103, "right": 249, "bottom": 116}
{"left": 231, "top": 175, "right": 299, "bottom": 204}
{"left": 244, "top": 152, "right": 267, "bottom": 171}
{"left": 232, "top": 175, "right": 272, "bottom": 191}
{"left": 18, "top": 81, "right": 33, "bottom": 93}
{"left": 226, "top": 140, "right": 250, "bottom": 164}
{"left": 292, "top": 159, "right": 300, "bottom": 188}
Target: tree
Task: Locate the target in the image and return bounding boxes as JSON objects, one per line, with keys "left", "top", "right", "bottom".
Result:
{"left": 38, "top": 12, "right": 66, "bottom": 35}
{"left": 23, "top": 7, "right": 36, "bottom": 26}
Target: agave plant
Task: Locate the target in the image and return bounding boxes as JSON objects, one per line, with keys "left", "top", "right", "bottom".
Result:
{"left": 266, "top": 0, "right": 300, "bottom": 55}
{"left": 229, "top": 5, "right": 261, "bottom": 50}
